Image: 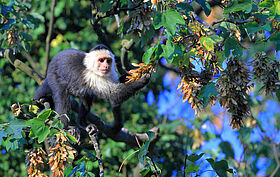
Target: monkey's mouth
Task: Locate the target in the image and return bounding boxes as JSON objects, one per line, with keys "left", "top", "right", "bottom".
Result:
{"left": 100, "top": 69, "right": 109, "bottom": 74}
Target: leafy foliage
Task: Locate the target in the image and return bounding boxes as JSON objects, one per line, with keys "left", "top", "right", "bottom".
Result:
{"left": 1, "top": 0, "right": 280, "bottom": 176}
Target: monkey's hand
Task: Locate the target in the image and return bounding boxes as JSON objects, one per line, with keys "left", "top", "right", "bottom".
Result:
{"left": 136, "top": 73, "right": 151, "bottom": 85}
{"left": 67, "top": 126, "right": 81, "bottom": 143}
{"left": 32, "top": 97, "right": 51, "bottom": 111}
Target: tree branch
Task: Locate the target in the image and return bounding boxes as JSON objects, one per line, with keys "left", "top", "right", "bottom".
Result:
{"left": 70, "top": 98, "right": 159, "bottom": 147}
{"left": 44, "top": 0, "right": 56, "bottom": 77}
{"left": 1, "top": 49, "right": 43, "bottom": 84}
{"left": 121, "top": 39, "right": 138, "bottom": 71}
{"left": 93, "top": 1, "right": 143, "bottom": 25}
{"left": 211, "top": 17, "right": 255, "bottom": 26}
{"left": 22, "top": 50, "right": 42, "bottom": 76}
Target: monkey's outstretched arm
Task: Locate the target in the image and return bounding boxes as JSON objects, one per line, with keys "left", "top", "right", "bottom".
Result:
{"left": 110, "top": 73, "right": 150, "bottom": 106}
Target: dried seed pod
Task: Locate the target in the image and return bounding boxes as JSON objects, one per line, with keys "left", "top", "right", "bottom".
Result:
{"left": 217, "top": 57, "right": 252, "bottom": 129}
{"left": 251, "top": 53, "right": 280, "bottom": 95}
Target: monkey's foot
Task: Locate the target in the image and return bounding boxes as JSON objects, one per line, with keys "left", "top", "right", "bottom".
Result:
{"left": 86, "top": 124, "right": 99, "bottom": 137}
{"left": 67, "top": 126, "right": 81, "bottom": 143}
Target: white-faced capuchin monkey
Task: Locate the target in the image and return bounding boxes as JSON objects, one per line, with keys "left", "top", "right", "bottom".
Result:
{"left": 33, "top": 44, "right": 150, "bottom": 137}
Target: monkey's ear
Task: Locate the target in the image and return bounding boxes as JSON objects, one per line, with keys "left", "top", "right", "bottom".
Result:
{"left": 118, "top": 73, "right": 130, "bottom": 83}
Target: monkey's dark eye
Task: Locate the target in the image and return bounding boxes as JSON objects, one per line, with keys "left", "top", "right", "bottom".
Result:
{"left": 99, "top": 58, "right": 105, "bottom": 63}
{"left": 107, "top": 59, "right": 112, "bottom": 64}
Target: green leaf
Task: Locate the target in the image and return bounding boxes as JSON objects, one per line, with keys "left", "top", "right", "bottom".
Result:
{"left": 185, "top": 163, "right": 200, "bottom": 173}
{"left": 26, "top": 109, "right": 52, "bottom": 143}
{"left": 269, "top": 32, "right": 280, "bottom": 50}
{"left": 200, "top": 37, "right": 214, "bottom": 51}
{"left": 36, "top": 126, "right": 50, "bottom": 143}
{"left": 177, "top": 2, "right": 194, "bottom": 15}
{"left": 195, "top": 0, "right": 211, "bottom": 16}
{"left": 219, "top": 141, "right": 234, "bottom": 159}
{"left": 100, "top": 0, "right": 113, "bottom": 13}
{"left": 187, "top": 153, "right": 204, "bottom": 163}
{"left": 141, "top": 25, "right": 155, "bottom": 47}
{"left": 224, "top": 0, "right": 252, "bottom": 14}
{"left": 216, "top": 51, "right": 224, "bottom": 68}
{"left": 161, "top": 43, "right": 175, "bottom": 63}
{"left": 244, "top": 22, "right": 271, "bottom": 34}
{"left": 224, "top": 37, "right": 243, "bottom": 57}
{"left": 66, "top": 131, "right": 78, "bottom": 144}
{"left": 259, "top": 0, "right": 274, "bottom": 8}
{"left": 154, "top": 43, "right": 163, "bottom": 61}
{"left": 200, "top": 35, "right": 222, "bottom": 52}
{"left": 142, "top": 46, "right": 156, "bottom": 64}
{"left": 37, "top": 108, "right": 52, "bottom": 120}
{"left": 153, "top": 13, "right": 163, "bottom": 30}
{"left": 206, "top": 159, "right": 233, "bottom": 177}
{"left": 9, "top": 119, "right": 26, "bottom": 132}
{"left": 153, "top": 10, "right": 185, "bottom": 35}
{"left": 198, "top": 83, "right": 218, "bottom": 107}
{"left": 6, "top": 138, "right": 19, "bottom": 151}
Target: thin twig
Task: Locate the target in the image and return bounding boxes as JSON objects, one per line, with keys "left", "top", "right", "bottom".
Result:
{"left": 191, "top": 13, "right": 218, "bottom": 32}
{"left": 93, "top": 1, "right": 143, "bottom": 25}
{"left": 211, "top": 17, "right": 255, "bottom": 26}
{"left": 183, "top": 154, "right": 188, "bottom": 177}
{"left": 270, "top": 144, "right": 280, "bottom": 177}
{"left": 44, "top": 0, "right": 56, "bottom": 77}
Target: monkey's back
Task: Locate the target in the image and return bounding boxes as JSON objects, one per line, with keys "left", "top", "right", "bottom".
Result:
{"left": 46, "top": 48, "right": 91, "bottom": 96}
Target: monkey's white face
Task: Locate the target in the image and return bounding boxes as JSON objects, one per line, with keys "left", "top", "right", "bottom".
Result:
{"left": 84, "top": 49, "right": 115, "bottom": 77}
{"left": 96, "top": 57, "right": 112, "bottom": 75}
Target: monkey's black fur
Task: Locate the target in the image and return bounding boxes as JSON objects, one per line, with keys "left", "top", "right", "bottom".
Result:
{"left": 34, "top": 45, "right": 150, "bottom": 133}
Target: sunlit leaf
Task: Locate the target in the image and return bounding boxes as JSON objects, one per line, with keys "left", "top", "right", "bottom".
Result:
{"left": 185, "top": 163, "right": 200, "bottom": 173}
{"left": 153, "top": 10, "right": 185, "bottom": 35}
{"left": 224, "top": 0, "right": 252, "bottom": 14}
{"left": 143, "top": 47, "right": 156, "bottom": 64}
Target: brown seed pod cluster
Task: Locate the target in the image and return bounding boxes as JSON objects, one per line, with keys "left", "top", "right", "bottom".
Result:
{"left": 48, "top": 133, "right": 76, "bottom": 177}
{"left": 251, "top": 53, "right": 280, "bottom": 95}
{"left": 7, "top": 29, "right": 18, "bottom": 46}
{"left": 125, "top": 62, "right": 154, "bottom": 83}
{"left": 217, "top": 57, "right": 252, "bottom": 129}
{"left": 177, "top": 62, "right": 215, "bottom": 115}
{"left": 26, "top": 148, "right": 48, "bottom": 177}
